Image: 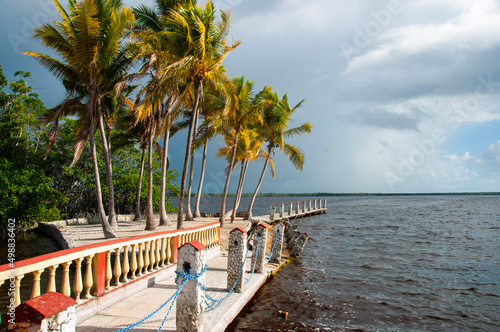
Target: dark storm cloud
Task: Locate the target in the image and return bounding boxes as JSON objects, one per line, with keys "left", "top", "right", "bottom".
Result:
{"left": 345, "top": 107, "right": 426, "bottom": 131}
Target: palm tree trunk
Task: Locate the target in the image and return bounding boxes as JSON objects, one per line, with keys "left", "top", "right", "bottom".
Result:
{"left": 230, "top": 160, "right": 248, "bottom": 222}
{"left": 178, "top": 79, "right": 203, "bottom": 229}
{"left": 193, "top": 141, "right": 207, "bottom": 218}
{"left": 219, "top": 131, "right": 239, "bottom": 226}
{"left": 185, "top": 152, "right": 195, "bottom": 221}
{"left": 97, "top": 111, "right": 117, "bottom": 229}
{"left": 224, "top": 161, "right": 244, "bottom": 218}
{"left": 159, "top": 127, "right": 171, "bottom": 226}
{"left": 134, "top": 148, "right": 146, "bottom": 221}
{"left": 90, "top": 126, "right": 115, "bottom": 238}
{"left": 186, "top": 111, "right": 200, "bottom": 221}
{"left": 245, "top": 154, "right": 270, "bottom": 220}
{"left": 145, "top": 129, "right": 156, "bottom": 230}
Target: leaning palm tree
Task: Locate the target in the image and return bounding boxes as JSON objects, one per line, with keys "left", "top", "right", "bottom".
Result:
{"left": 189, "top": 83, "right": 231, "bottom": 218}
{"left": 216, "top": 76, "right": 260, "bottom": 226}
{"left": 159, "top": 1, "right": 240, "bottom": 229}
{"left": 133, "top": 0, "right": 194, "bottom": 227}
{"left": 228, "top": 128, "right": 263, "bottom": 222}
{"left": 244, "top": 92, "right": 312, "bottom": 220}
{"left": 24, "top": 0, "right": 136, "bottom": 238}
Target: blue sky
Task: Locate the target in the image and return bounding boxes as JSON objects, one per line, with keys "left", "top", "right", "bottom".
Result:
{"left": 1, "top": 0, "right": 499, "bottom": 193}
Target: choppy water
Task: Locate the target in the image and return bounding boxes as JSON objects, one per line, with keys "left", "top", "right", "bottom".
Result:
{"left": 1, "top": 196, "right": 499, "bottom": 331}
{"left": 227, "top": 195, "right": 500, "bottom": 331}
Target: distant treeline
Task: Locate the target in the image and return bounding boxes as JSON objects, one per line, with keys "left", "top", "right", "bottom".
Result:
{"left": 187, "top": 192, "right": 500, "bottom": 197}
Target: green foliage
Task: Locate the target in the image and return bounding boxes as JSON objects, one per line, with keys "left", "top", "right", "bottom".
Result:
{"left": 45, "top": 119, "right": 180, "bottom": 217}
{"left": 0, "top": 67, "right": 67, "bottom": 230}
{"left": 0, "top": 65, "right": 180, "bottom": 232}
{"left": 111, "top": 143, "right": 179, "bottom": 214}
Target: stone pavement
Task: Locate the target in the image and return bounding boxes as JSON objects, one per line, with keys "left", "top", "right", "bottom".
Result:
{"left": 66, "top": 216, "right": 281, "bottom": 331}
{"left": 65, "top": 217, "right": 253, "bottom": 252}
{"left": 76, "top": 253, "right": 281, "bottom": 332}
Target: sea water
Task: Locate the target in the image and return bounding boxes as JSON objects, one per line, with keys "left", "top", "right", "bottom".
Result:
{"left": 225, "top": 195, "right": 500, "bottom": 331}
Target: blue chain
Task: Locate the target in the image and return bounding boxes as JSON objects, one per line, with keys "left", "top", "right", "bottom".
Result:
{"left": 113, "top": 281, "right": 184, "bottom": 332}
{"left": 175, "top": 264, "right": 208, "bottom": 284}
{"left": 245, "top": 234, "right": 262, "bottom": 285}
{"left": 113, "top": 265, "right": 208, "bottom": 332}
{"left": 113, "top": 234, "right": 271, "bottom": 330}
{"left": 156, "top": 282, "right": 182, "bottom": 331}
{"left": 203, "top": 244, "right": 250, "bottom": 309}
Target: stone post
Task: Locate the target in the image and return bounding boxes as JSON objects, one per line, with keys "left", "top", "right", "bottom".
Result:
{"left": 176, "top": 241, "right": 206, "bottom": 332}
{"left": 288, "top": 230, "right": 301, "bottom": 247}
{"left": 283, "top": 221, "right": 297, "bottom": 239}
{"left": 269, "top": 205, "right": 276, "bottom": 222}
{"left": 251, "top": 224, "right": 268, "bottom": 273}
{"left": 290, "top": 233, "right": 309, "bottom": 258}
{"left": 269, "top": 223, "right": 285, "bottom": 264}
{"left": 279, "top": 203, "right": 284, "bottom": 218}
{"left": 288, "top": 202, "right": 292, "bottom": 216}
{"left": 227, "top": 228, "right": 247, "bottom": 293}
{"left": 3, "top": 292, "right": 76, "bottom": 332}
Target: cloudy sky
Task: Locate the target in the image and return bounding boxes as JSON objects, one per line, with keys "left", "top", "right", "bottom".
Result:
{"left": 1, "top": 0, "right": 499, "bottom": 193}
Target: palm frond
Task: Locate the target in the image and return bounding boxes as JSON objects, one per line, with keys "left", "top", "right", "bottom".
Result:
{"left": 283, "top": 143, "right": 305, "bottom": 171}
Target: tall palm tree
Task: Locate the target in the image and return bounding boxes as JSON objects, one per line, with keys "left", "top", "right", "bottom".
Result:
{"left": 132, "top": 0, "right": 195, "bottom": 227}
{"left": 24, "top": 0, "right": 136, "bottom": 238}
{"left": 216, "top": 76, "right": 261, "bottom": 226}
{"left": 191, "top": 86, "right": 228, "bottom": 218}
{"left": 159, "top": 1, "right": 240, "bottom": 229}
{"left": 228, "top": 128, "right": 263, "bottom": 222}
{"left": 244, "top": 92, "right": 312, "bottom": 220}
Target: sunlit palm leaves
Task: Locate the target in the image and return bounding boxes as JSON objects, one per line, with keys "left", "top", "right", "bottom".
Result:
{"left": 23, "top": 0, "right": 136, "bottom": 237}
{"left": 245, "top": 91, "right": 312, "bottom": 219}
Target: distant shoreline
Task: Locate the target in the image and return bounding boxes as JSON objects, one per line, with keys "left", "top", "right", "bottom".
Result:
{"left": 178, "top": 192, "right": 500, "bottom": 197}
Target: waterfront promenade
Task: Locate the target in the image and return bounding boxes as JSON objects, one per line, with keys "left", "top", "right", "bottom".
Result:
{"left": 66, "top": 216, "right": 288, "bottom": 331}
{"left": 1, "top": 201, "right": 326, "bottom": 331}
{"left": 76, "top": 251, "right": 281, "bottom": 331}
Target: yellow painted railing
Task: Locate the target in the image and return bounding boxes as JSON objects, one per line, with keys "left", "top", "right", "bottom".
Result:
{"left": 0, "top": 222, "right": 219, "bottom": 307}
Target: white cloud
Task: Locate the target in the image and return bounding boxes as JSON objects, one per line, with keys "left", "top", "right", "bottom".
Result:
{"left": 478, "top": 140, "right": 500, "bottom": 171}
{"left": 346, "top": 0, "right": 500, "bottom": 73}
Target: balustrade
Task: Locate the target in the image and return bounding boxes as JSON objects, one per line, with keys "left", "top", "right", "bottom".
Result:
{"left": 0, "top": 222, "right": 219, "bottom": 309}
{"left": 83, "top": 255, "right": 93, "bottom": 299}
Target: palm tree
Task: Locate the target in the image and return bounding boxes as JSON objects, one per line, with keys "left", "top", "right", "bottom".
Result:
{"left": 216, "top": 76, "right": 263, "bottom": 226}
{"left": 104, "top": 87, "right": 144, "bottom": 221}
{"left": 24, "top": 0, "right": 136, "bottom": 238}
{"left": 228, "top": 128, "right": 263, "bottom": 222}
{"left": 190, "top": 84, "right": 229, "bottom": 218}
{"left": 132, "top": 0, "right": 195, "bottom": 228}
{"left": 159, "top": 1, "right": 240, "bottom": 229}
{"left": 244, "top": 92, "right": 312, "bottom": 220}
{"left": 132, "top": 0, "right": 193, "bottom": 229}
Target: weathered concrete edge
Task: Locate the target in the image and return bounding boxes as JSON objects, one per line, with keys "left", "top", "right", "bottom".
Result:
{"left": 76, "top": 245, "right": 220, "bottom": 324}
{"left": 36, "top": 222, "right": 76, "bottom": 249}
{"left": 36, "top": 214, "right": 181, "bottom": 249}
{"left": 203, "top": 261, "right": 285, "bottom": 332}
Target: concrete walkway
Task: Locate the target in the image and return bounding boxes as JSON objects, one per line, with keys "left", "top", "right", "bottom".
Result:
{"left": 65, "top": 217, "right": 252, "bottom": 252}
{"left": 76, "top": 253, "right": 281, "bottom": 331}
{"left": 64, "top": 210, "right": 323, "bottom": 331}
